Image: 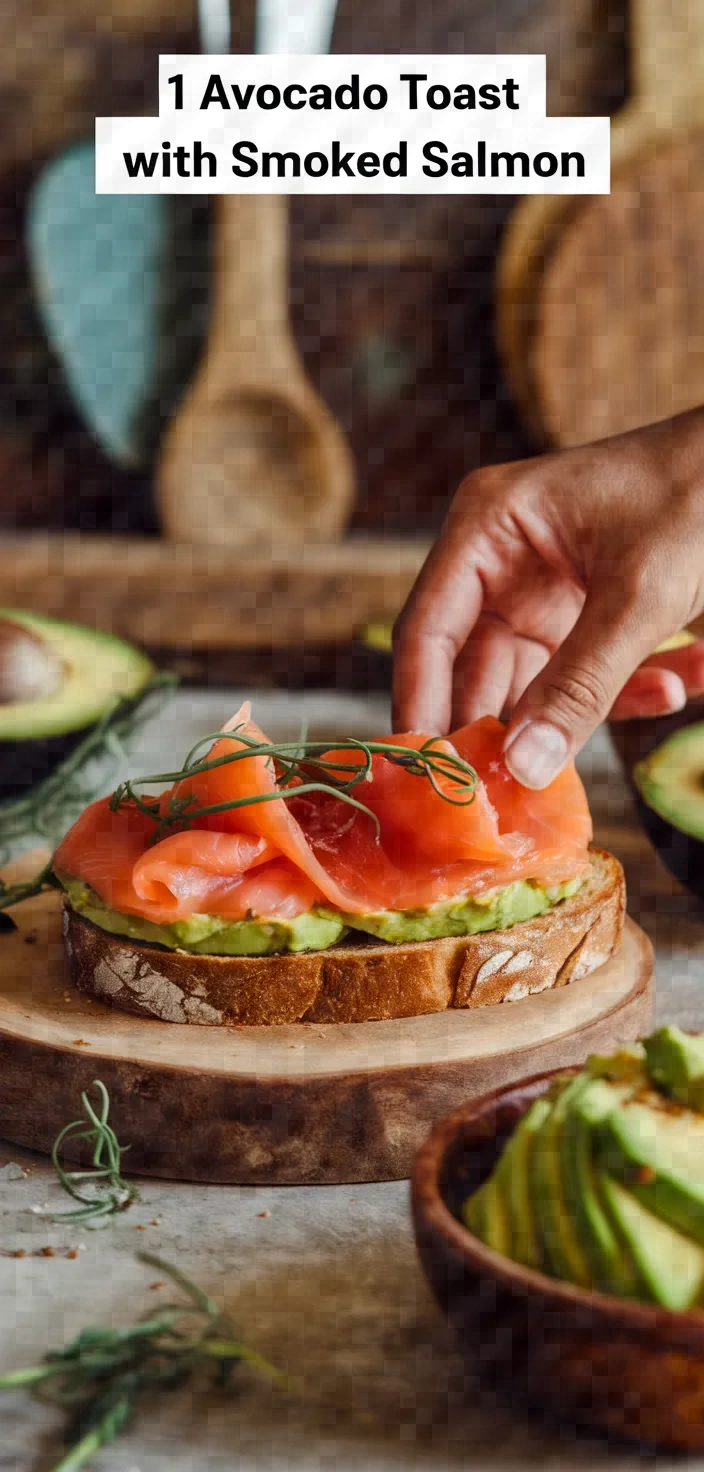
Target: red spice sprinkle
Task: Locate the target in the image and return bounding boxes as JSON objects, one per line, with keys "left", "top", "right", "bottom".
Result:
{"left": 66, "top": 1249, "right": 80, "bottom": 1260}
{"left": 258, "top": 1210, "right": 271, "bottom": 1219}
{"left": 39, "top": 1247, "right": 56, "bottom": 1257}
{"left": 636, "top": 1166, "right": 657, "bottom": 1185}
{"left": 150, "top": 1281, "right": 166, "bottom": 1290}
{"left": 12, "top": 1249, "right": 26, "bottom": 1259}
{"left": 135, "top": 1225, "right": 146, "bottom": 1231}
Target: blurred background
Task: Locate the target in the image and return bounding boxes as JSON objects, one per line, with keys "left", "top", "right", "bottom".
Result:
{"left": 2, "top": 0, "right": 629, "bottom": 539}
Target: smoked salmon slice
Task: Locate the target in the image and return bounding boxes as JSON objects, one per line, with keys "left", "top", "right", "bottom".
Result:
{"left": 55, "top": 704, "right": 593, "bottom": 924}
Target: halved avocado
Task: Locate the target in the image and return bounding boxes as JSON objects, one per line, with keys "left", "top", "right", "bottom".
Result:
{"left": 0, "top": 610, "right": 153, "bottom": 799}
{"left": 633, "top": 722, "right": 704, "bottom": 899}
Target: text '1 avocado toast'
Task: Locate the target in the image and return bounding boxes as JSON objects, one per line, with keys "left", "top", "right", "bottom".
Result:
{"left": 463, "top": 1027, "right": 704, "bottom": 1312}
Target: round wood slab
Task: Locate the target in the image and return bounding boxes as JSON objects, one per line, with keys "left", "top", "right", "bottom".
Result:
{"left": 0, "top": 891, "right": 653, "bottom": 1184}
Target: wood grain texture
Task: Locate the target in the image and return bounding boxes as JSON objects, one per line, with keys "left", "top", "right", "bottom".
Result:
{"left": 412, "top": 1063, "right": 704, "bottom": 1450}
{"left": 63, "top": 849, "right": 625, "bottom": 1025}
{"left": 535, "top": 132, "right": 704, "bottom": 445}
{"left": 497, "top": 0, "right": 704, "bottom": 448}
{"left": 0, "top": 880, "right": 652, "bottom": 1182}
{"left": 0, "top": 532, "right": 429, "bottom": 649}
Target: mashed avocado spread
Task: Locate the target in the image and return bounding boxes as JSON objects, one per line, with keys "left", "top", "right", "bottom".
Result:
{"left": 59, "top": 872, "right": 582, "bottom": 956}
{"left": 463, "top": 1027, "right": 704, "bottom": 1312}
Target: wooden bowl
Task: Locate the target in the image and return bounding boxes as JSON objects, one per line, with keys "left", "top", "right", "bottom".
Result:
{"left": 411, "top": 1071, "right": 704, "bottom": 1450}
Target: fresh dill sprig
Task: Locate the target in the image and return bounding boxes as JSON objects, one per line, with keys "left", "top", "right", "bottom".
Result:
{"left": 111, "top": 727, "right": 479, "bottom": 846}
{"left": 0, "top": 1251, "right": 284, "bottom": 1472}
{"left": 0, "top": 672, "right": 177, "bottom": 866}
{"left": 47, "top": 1081, "right": 139, "bottom": 1228}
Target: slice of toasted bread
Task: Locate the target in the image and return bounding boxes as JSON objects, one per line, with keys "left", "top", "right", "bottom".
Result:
{"left": 61, "top": 848, "right": 625, "bottom": 1027}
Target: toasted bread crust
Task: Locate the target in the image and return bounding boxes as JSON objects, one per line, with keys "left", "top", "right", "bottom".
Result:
{"left": 62, "top": 848, "right": 625, "bottom": 1026}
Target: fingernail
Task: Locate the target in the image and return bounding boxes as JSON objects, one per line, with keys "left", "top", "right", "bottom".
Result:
{"left": 503, "top": 721, "right": 569, "bottom": 789}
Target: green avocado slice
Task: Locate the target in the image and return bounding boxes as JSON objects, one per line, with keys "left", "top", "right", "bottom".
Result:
{"left": 595, "top": 1096, "right": 704, "bottom": 1246}
{"left": 463, "top": 1178, "right": 512, "bottom": 1259}
{"left": 644, "top": 1026, "right": 704, "bottom": 1112}
{"left": 634, "top": 722, "right": 704, "bottom": 842}
{"left": 561, "top": 1077, "right": 642, "bottom": 1298}
{"left": 498, "top": 1096, "right": 552, "bottom": 1270}
{"left": 599, "top": 1174, "right": 704, "bottom": 1312}
{"left": 531, "top": 1077, "right": 594, "bottom": 1288}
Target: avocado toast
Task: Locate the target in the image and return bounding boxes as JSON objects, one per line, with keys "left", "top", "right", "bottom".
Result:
{"left": 55, "top": 702, "right": 625, "bottom": 1025}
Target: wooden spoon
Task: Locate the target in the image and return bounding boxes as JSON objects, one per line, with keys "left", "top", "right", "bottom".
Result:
{"left": 157, "top": 191, "right": 355, "bottom": 550}
{"left": 157, "top": 0, "right": 354, "bottom": 551}
{"left": 497, "top": 0, "right": 704, "bottom": 446}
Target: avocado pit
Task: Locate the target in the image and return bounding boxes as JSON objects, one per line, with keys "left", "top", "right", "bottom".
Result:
{"left": 0, "top": 618, "right": 64, "bottom": 705}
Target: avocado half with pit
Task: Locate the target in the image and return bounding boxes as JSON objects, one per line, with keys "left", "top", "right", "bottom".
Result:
{"left": 634, "top": 722, "right": 704, "bottom": 900}
{"left": 0, "top": 610, "right": 153, "bottom": 799}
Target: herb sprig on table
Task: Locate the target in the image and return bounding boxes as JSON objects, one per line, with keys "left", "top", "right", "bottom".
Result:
{"left": 0, "top": 1252, "right": 284, "bottom": 1472}
{"left": 111, "top": 725, "right": 480, "bottom": 845}
{"left": 47, "top": 1081, "right": 139, "bottom": 1228}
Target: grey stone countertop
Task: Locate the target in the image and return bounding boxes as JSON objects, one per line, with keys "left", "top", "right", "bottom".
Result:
{"left": 0, "top": 689, "right": 701, "bottom": 1471}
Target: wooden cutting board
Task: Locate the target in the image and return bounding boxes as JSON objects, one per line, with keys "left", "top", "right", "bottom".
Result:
{"left": 0, "top": 877, "right": 652, "bottom": 1184}
{"left": 0, "top": 532, "right": 429, "bottom": 651}
{"left": 498, "top": 0, "right": 704, "bottom": 446}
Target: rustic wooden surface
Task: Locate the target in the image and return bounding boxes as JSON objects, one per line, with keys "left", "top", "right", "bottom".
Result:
{"left": 500, "top": 0, "right": 704, "bottom": 447}
{"left": 0, "top": 871, "right": 653, "bottom": 1183}
{"left": 0, "top": 0, "right": 627, "bottom": 537}
{"left": 157, "top": 195, "right": 355, "bottom": 550}
{"left": 0, "top": 532, "right": 428, "bottom": 648}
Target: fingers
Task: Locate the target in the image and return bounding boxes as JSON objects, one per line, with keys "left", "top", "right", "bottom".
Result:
{"left": 503, "top": 584, "right": 667, "bottom": 788}
{"left": 608, "top": 640, "right": 704, "bottom": 720}
{"left": 610, "top": 666, "right": 687, "bottom": 721}
{"left": 643, "top": 640, "right": 704, "bottom": 697}
{"left": 392, "top": 509, "right": 484, "bottom": 734}
{"left": 451, "top": 616, "right": 515, "bottom": 726}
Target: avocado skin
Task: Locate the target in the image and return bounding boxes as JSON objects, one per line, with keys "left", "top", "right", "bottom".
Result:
{"left": 644, "top": 1026, "right": 704, "bottom": 1111}
{"left": 635, "top": 790, "right": 704, "bottom": 902}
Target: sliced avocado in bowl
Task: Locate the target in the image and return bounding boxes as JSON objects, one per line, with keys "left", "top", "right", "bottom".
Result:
{"left": 561, "top": 1077, "right": 643, "bottom": 1299}
{"left": 0, "top": 611, "right": 153, "bottom": 799}
{"left": 644, "top": 1026, "right": 704, "bottom": 1111}
{"left": 598, "top": 1172, "right": 704, "bottom": 1312}
{"left": 595, "top": 1094, "right": 704, "bottom": 1246}
{"left": 633, "top": 721, "right": 704, "bottom": 900}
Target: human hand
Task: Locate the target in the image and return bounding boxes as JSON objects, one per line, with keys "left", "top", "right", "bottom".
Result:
{"left": 393, "top": 409, "right": 704, "bottom": 788}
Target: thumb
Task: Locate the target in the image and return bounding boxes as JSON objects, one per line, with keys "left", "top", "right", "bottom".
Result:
{"left": 503, "top": 589, "right": 667, "bottom": 789}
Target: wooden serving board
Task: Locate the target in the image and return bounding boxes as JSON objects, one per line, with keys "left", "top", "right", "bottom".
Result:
{"left": 0, "top": 887, "right": 653, "bottom": 1184}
